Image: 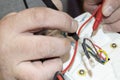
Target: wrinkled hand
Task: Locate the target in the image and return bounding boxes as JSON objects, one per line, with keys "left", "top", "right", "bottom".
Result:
{"left": 0, "top": 7, "right": 78, "bottom": 80}
{"left": 84, "top": 0, "right": 120, "bottom": 32}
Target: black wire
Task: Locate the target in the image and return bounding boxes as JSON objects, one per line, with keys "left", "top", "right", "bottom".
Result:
{"left": 82, "top": 43, "right": 91, "bottom": 59}
{"left": 87, "top": 49, "right": 105, "bottom": 64}
{"left": 54, "top": 71, "right": 65, "bottom": 80}
{"left": 42, "top": 0, "right": 58, "bottom": 10}
{"left": 84, "top": 38, "right": 98, "bottom": 55}
{"left": 86, "top": 44, "right": 96, "bottom": 56}
{"left": 23, "top": 0, "right": 29, "bottom": 9}
{"left": 82, "top": 38, "right": 105, "bottom": 64}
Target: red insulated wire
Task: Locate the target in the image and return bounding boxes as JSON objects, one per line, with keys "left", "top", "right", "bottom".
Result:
{"left": 92, "top": 0, "right": 105, "bottom": 58}
{"left": 93, "top": 0, "right": 105, "bottom": 31}
{"left": 62, "top": 41, "right": 79, "bottom": 74}
{"left": 77, "top": 5, "right": 101, "bottom": 35}
{"left": 57, "top": 75, "right": 64, "bottom": 80}
{"left": 93, "top": 5, "right": 103, "bottom": 31}
{"left": 61, "top": 4, "right": 101, "bottom": 74}
{"left": 94, "top": 44, "right": 106, "bottom": 60}
{"left": 57, "top": 1, "right": 106, "bottom": 79}
{"left": 94, "top": 44, "right": 102, "bottom": 50}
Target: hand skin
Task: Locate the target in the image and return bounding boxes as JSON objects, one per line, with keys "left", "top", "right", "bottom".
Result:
{"left": 0, "top": 7, "right": 78, "bottom": 80}
{"left": 84, "top": 0, "right": 120, "bottom": 32}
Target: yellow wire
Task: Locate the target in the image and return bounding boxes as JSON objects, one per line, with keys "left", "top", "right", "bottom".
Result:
{"left": 98, "top": 49, "right": 109, "bottom": 64}
{"left": 86, "top": 47, "right": 109, "bottom": 64}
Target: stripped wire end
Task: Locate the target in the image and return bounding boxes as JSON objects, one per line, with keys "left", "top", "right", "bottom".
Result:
{"left": 90, "top": 30, "right": 97, "bottom": 37}
{"left": 89, "top": 58, "right": 95, "bottom": 67}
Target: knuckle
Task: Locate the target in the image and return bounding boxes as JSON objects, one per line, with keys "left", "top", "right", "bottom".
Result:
{"left": 31, "top": 7, "right": 49, "bottom": 23}
{"left": 6, "top": 12, "right": 17, "bottom": 16}
{"left": 61, "top": 12, "right": 72, "bottom": 30}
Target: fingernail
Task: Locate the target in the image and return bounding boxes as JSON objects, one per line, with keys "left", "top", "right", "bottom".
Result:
{"left": 71, "top": 20, "right": 78, "bottom": 32}
{"left": 103, "top": 6, "right": 114, "bottom": 17}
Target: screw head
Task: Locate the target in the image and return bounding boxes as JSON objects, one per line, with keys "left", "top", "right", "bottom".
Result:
{"left": 78, "top": 69, "right": 86, "bottom": 76}
{"left": 111, "top": 43, "right": 117, "bottom": 48}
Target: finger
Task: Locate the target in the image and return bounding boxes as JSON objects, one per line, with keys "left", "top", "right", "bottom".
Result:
{"left": 1, "top": 12, "right": 17, "bottom": 20}
{"left": 12, "top": 35, "right": 71, "bottom": 61}
{"left": 84, "top": 0, "right": 102, "bottom": 13}
{"left": 84, "top": 2, "right": 97, "bottom": 13}
{"left": 5, "top": 12, "right": 17, "bottom": 17}
{"left": 103, "top": 7, "right": 120, "bottom": 23}
{"left": 103, "top": 20, "right": 120, "bottom": 32}
{"left": 40, "top": 58, "right": 63, "bottom": 80}
{"left": 102, "top": 0, "right": 120, "bottom": 17}
{"left": 85, "top": 0, "right": 102, "bottom": 5}
{"left": 12, "top": 7, "right": 78, "bottom": 33}
{"left": 15, "top": 58, "right": 62, "bottom": 80}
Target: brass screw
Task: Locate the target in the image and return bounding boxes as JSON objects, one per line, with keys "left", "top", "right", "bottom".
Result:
{"left": 78, "top": 69, "right": 86, "bottom": 76}
{"left": 111, "top": 43, "right": 117, "bottom": 48}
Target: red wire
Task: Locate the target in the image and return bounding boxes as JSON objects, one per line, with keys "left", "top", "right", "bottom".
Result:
{"left": 94, "top": 44, "right": 102, "bottom": 49}
{"left": 78, "top": 5, "right": 101, "bottom": 35}
{"left": 60, "top": 0, "right": 106, "bottom": 77}
{"left": 94, "top": 44, "right": 106, "bottom": 60}
{"left": 92, "top": 0, "right": 105, "bottom": 31}
{"left": 62, "top": 5, "right": 101, "bottom": 74}
{"left": 57, "top": 75, "right": 64, "bottom": 80}
{"left": 57, "top": 1, "right": 106, "bottom": 80}
{"left": 62, "top": 41, "right": 78, "bottom": 74}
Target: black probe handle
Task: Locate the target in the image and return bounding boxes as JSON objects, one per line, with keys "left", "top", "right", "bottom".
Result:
{"left": 42, "top": 0, "right": 58, "bottom": 10}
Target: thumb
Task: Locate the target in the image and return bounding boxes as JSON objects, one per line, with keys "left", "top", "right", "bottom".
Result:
{"left": 102, "top": 0, "right": 120, "bottom": 17}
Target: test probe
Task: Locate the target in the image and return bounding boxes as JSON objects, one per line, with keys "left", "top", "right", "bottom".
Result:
{"left": 42, "top": 0, "right": 79, "bottom": 41}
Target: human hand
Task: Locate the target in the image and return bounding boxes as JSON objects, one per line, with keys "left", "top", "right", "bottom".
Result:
{"left": 84, "top": 0, "right": 120, "bottom": 32}
{"left": 0, "top": 7, "right": 78, "bottom": 80}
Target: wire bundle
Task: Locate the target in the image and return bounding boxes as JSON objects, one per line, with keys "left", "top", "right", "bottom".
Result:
{"left": 82, "top": 38, "right": 109, "bottom": 64}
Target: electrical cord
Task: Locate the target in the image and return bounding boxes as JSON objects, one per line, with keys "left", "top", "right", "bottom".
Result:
{"left": 23, "top": 0, "right": 29, "bottom": 9}
{"left": 60, "top": 1, "right": 103, "bottom": 77}
{"left": 82, "top": 38, "right": 107, "bottom": 64}
{"left": 42, "top": 0, "right": 58, "bottom": 10}
{"left": 82, "top": 37, "right": 110, "bottom": 65}
{"left": 93, "top": 43, "right": 109, "bottom": 62}
{"left": 82, "top": 38, "right": 98, "bottom": 58}
{"left": 60, "top": 5, "right": 102, "bottom": 77}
